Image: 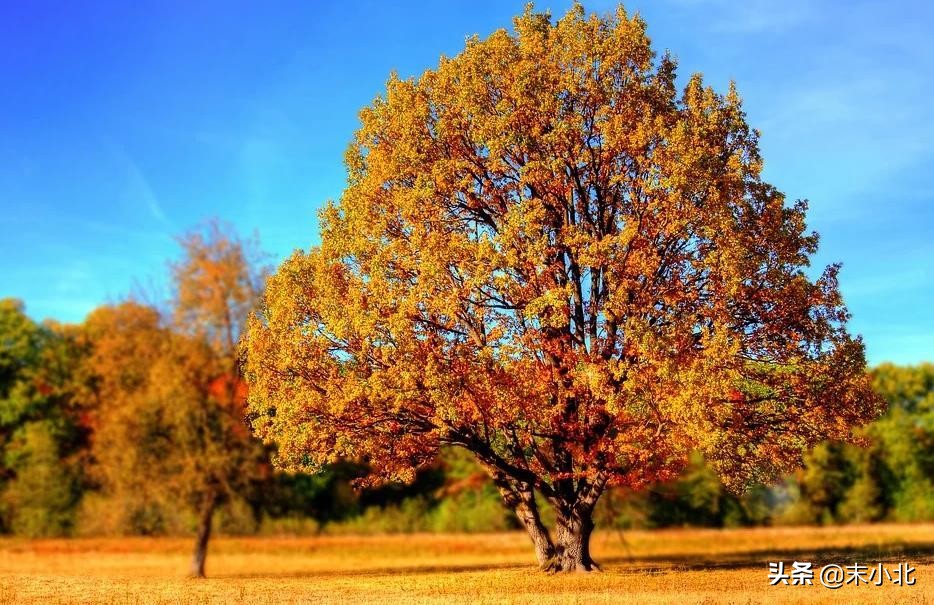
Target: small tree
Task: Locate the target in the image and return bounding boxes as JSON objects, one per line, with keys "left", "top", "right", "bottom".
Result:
{"left": 83, "top": 222, "right": 269, "bottom": 577}
{"left": 243, "top": 5, "right": 882, "bottom": 571}
{"left": 169, "top": 220, "right": 269, "bottom": 577}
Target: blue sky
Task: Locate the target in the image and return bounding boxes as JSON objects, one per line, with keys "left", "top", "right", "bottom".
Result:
{"left": 0, "top": 0, "right": 931, "bottom": 365}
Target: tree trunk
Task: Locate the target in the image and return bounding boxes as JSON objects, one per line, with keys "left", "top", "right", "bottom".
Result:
{"left": 548, "top": 474, "right": 607, "bottom": 573}
{"left": 189, "top": 494, "right": 216, "bottom": 578}
{"left": 552, "top": 509, "right": 598, "bottom": 572}
{"left": 484, "top": 464, "right": 606, "bottom": 573}
{"left": 489, "top": 472, "right": 555, "bottom": 568}
{"left": 515, "top": 494, "right": 555, "bottom": 568}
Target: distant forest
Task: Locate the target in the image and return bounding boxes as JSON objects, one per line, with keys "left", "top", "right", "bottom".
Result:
{"left": 1, "top": 221, "right": 931, "bottom": 539}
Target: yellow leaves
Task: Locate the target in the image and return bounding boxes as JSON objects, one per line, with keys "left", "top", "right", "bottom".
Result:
{"left": 242, "top": 2, "right": 882, "bottom": 495}
{"left": 171, "top": 219, "right": 268, "bottom": 361}
{"left": 524, "top": 284, "right": 572, "bottom": 329}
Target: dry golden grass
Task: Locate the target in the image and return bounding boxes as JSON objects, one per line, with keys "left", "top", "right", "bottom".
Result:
{"left": 0, "top": 524, "right": 932, "bottom": 604}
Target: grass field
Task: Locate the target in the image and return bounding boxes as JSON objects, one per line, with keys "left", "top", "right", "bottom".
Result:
{"left": 0, "top": 524, "right": 931, "bottom": 604}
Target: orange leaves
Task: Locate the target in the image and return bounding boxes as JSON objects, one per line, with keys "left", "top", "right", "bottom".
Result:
{"left": 244, "top": 4, "right": 882, "bottom": 499}
{"left": 171, "top": 219, "right": 269, "bottom": 360}
{"left": 82, "top": 222, "right": 271, "bottom": 513}
{"left": 207, "top": 374, "right": 247, "bottom": 409}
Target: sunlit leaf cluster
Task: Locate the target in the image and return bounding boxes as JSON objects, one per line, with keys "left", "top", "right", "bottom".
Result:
{"left": 244, "top": 3, "right": 881, "bottom": 524}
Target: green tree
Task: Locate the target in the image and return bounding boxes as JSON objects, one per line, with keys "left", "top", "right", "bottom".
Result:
{"left": 0, "top": 300, "right": 86, "bottom": 536}
{"left": 782, "top": 442, "right": 857, "bottom": 524}
{"left": 2, "top": 420, "right": 81, "bottom": 536}
{"left": 781, "top": 363, "right": 932, "bottom": 525}
{"left": 868, "top": 364, "right": 934, "bottom": 520}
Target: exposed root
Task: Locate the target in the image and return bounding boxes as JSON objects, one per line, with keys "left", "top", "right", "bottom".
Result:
{"left": 539, "top": 555, "right": 601, "bottom": 574}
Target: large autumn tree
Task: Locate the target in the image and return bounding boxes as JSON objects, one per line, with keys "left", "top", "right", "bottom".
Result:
{"left": 244, "top": 4, "right": 882, "bottom": 571}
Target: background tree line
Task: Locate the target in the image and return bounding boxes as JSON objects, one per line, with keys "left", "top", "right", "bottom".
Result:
{"left": 0, "top": 222, "right": 931, "bottom": 547}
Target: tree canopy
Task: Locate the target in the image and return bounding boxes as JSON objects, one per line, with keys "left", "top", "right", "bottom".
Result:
{"left": 245, "top": 4, "right": 882, "bottom": 571}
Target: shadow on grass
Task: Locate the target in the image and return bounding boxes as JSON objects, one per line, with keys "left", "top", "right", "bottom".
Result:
{"left": 602, "top": 541, "right": 934, "bottom": 573}
{"left": 216, "top": 561, "right": 525, "bottom": 580}
{"left": 218, "top": 542, "right": 934, "bottom": 579}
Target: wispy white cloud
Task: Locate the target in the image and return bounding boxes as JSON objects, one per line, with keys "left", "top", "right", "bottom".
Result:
{"left": 53, "top": 259, "right": 93, "bottom": 296}
{"left": 123, "top": 152, "right": 171, "bottom": 227}
{"left": 72, "top": 217, "right": 174, "bottom": 242}
{"left": 754, "top": 65, "right": 934, "bottom": 224}
{"left": 104, "top": 140, "right": 173, "bottom": 229}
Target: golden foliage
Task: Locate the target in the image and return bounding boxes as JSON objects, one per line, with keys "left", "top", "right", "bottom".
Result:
{"left": 244, "top": 4, "right": 881, "bottom": 512}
